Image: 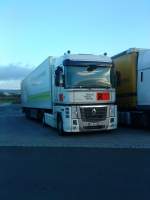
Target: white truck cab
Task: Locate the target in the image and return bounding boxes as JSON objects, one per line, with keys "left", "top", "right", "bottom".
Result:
{"left": 22, "top": 52, "right": 117, "bottom": 135}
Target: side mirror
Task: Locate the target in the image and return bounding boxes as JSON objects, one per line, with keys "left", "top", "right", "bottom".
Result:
{"left": 55, "top": 67, "right": 65, "bottom": 87}
{"left": 55, "top": 75, "right": 59, "bottom": 86}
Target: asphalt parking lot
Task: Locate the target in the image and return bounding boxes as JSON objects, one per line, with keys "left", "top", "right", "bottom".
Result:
{"left": 0, "top": 104, "right": 150, "bottom": 200}
{"left": 0, "top": 104, "right": 150, "bottom": 148}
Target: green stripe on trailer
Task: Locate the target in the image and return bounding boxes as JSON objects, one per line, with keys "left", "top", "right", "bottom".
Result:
{"left": 28, "top": 91, "right": 50, "bottom": 101}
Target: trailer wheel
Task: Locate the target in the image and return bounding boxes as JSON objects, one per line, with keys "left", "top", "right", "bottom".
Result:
{"left": 141, "top": 114, "right": 149, "bottom": 129}
{"left": 37, "top": 111, "right": 43, "bottom": 122}
{"left": 57, "top": 117, "right": 65, "bottom": 136}
{"left": 42, "top": 115, "right": 46, "bottom": 128}
{"left": 25, "top": 109, "right": 31, "bottom": 119}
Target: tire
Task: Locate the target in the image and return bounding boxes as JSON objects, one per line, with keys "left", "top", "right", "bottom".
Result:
{"left": 37, "top": 111, "right": 43, "bottom": 122}
{"left": 57, "top": 117, "right": 65, "bottom": 136}
{"left": 131, "top": 112, "right": 149, "bottom": 129}
{"left": 42, "top": 115, "right": 46, "bottom": 128}
{"left": 141, "top": 114, "right": 149, "bottom": 129}
{"left": 25, "top": 109, "right": 31, "bottom": 119}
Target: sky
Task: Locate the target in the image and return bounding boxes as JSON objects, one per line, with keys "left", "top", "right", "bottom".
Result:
{"left": 0, "top": 0, "right": 149, "bottom": 89}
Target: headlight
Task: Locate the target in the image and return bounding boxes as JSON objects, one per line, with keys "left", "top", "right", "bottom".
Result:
{"left": 72, "top": 106, "right": 78, "bottom": 118}
{"left": 110, "top": 106, "right": 115, "bottom": 117}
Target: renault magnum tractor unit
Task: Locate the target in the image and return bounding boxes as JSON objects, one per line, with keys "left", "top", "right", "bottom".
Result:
{"left": 21, "top": 52, "right": 117, "bottom": 135}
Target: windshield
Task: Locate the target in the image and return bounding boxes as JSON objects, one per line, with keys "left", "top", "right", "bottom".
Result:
{"left": 65, "top": 65, "right": 113, "bottom": 88}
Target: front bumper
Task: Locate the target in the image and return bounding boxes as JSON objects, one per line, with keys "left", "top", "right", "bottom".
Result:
{"left": 71, "top": 117, "right": 117, "bottom": 132}
{"left": 63, "top": 105, "right": 117, "bottom": 132}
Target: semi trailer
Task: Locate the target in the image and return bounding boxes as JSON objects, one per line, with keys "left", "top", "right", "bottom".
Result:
{"left": 21, "top": 52, "right": 117, "bottom": 135}
{"left": 112, "top": 48, "right": 150, "bottom": 127}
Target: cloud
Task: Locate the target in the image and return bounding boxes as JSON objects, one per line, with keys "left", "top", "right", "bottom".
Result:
{"left": 0, "top": 64, "right": 34, "bottom": 81}
{"left": 0, "top": 80, "right": 21, "bottom": 90}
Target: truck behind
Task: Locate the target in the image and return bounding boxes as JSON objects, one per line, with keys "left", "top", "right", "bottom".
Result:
{"left": 21, "top": 52, "right": 117, "bottom": 135}
{"left": 112, "top": 48, "right": 150, "bottom": 127}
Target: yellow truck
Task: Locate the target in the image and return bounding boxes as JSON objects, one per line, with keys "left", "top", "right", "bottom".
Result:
{"left": 112, "top": 48, "right": 150, "bottom": 127}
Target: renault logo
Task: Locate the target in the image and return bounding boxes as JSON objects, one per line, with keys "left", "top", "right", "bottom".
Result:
{"left": 92, "top": 108, "right": 96, "bottom": 115}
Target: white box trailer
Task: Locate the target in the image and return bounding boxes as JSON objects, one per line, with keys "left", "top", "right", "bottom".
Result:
{"left": 21, "top": 52, "right": 117, "bottom": 135}
{"left": 138, "top": 50, "right": 150, "bottom": 107}
{"left": 21, "top": 58, "right": 53, "bottom": 110}
{"left": 112, "top": 48, "right": 150, "bottom": 127}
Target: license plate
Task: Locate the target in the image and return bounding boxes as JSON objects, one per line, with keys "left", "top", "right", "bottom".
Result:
{"left": 88, "top": 122, "right": 104, "bottom": 126}
{"left": 90, "top": 123, "right": 97, "bottom": 126}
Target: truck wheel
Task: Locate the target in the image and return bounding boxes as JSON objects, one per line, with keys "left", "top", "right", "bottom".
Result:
{"left": 57, "top": 117, "right": 65, "bottom": 136}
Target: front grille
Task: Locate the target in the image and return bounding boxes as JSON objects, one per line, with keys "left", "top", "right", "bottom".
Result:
{"left": 80, "top": 107, "right": 107, "bottom": 122}
{"left": 83, "top": 125, "right": 105, "bottom": 130}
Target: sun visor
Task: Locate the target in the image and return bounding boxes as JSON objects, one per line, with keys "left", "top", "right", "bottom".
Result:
{"left": 63, "top": 59, "right": 112, "bottom": 67}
